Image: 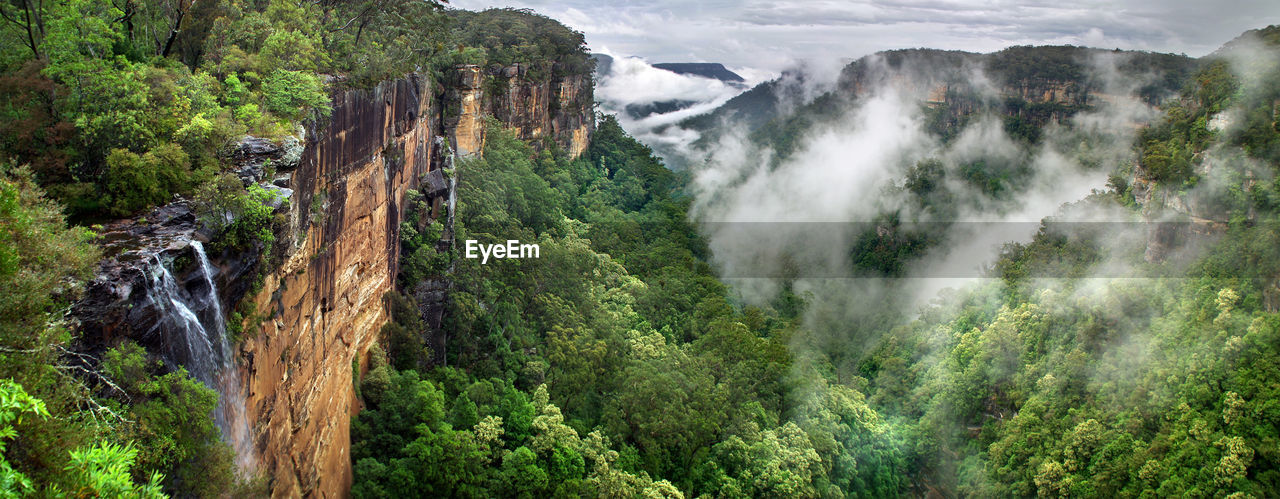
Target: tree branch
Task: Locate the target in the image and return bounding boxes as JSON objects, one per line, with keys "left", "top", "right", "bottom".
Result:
{"left": 0, "top": 1, "right": 41, "bottom": 59}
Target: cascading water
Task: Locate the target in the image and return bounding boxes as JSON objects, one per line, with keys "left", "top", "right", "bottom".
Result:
{"left": 447, "top": 159, "right": 457, "bottom": 232}
{"left": 144, "top": 241, "right": 258, "bottom": 472}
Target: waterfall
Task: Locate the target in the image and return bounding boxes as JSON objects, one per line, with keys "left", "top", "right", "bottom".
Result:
{"left": 145, "top": 241, "right": 258, "bottom": 472}
{"left": 447, "top": 165, "right": 457, "bottom": 236}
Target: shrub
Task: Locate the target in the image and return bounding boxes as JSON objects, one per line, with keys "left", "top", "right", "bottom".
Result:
{"left": 221, "top": 73, "right": 248, "bottom": 107}
{"left": 102, "top": 342, "right": 235, "bottom": 496}
{"left": 234, "top": 103, "right": 263, "bottom": 127}
{"left": 103, "top": 143, "right": 192, "bottom": 215}
{"left": 262, "top": 69, "right": 330, "bottom": 122}
{"left": 193, "top": 173, "right": 280, "bottom": 251}
{"left": 258, "top": 30, "right": 322, "bottom": 74}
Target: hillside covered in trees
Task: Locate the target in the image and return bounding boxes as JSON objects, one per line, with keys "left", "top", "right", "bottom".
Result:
{"left": 345, "top": 24, "right": 1280, "bottom": 498}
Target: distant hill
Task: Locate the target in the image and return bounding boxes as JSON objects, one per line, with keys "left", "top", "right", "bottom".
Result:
{"left": 591, "top": 53, "right": 614, "bottom": 76}
{"left": 652, "top": 62, "right": 745, "bottom": 82}
{"left": 624, "top": 100, "right": 701, "bottom": 120}
{"left": 590, "top": 55, "right": 746, "bottom": 84}
{"left": 592, "top": 54, "right": 750, "bottom": 121}
{"left": 679, "top": 46, "right": 1196, "bottom": 156}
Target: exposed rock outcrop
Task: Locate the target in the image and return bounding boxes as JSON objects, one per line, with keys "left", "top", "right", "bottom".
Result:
{"left": 240, "top": 65, "right": 592, "bottom": 497}
{"left": 485, "top": 63, "right": 593, "bottom": 158}
{"left": 451, "top": 65, "right": 487, "bottom": 156}
{"left": 239, "top": 75, "right": 437, "bottom": 497}
{"left": 74, "top": 202, "right": 261, "bottom": 362}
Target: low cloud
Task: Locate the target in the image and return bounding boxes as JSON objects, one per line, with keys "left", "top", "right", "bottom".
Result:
{"left": 594, "top": 48, "right": 769, "bottom": 163}
{"left": 684, "top": 51, "right": 1188, "bottom": 355}
{"left": 450, "top": 0, "right": 1279, "bottom": 73}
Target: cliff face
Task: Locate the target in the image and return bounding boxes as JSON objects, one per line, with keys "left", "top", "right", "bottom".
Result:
{"left": 238, "top": 75, "right": 437, "bottom": 498}
{"left": 452, "top": 66, "right": 487, "bottom": 156}
{"left": 485, "top": 64, "right": 594, "bottom": 158}
{"left": 448, "top": 63, "right": 593, "bottom": 159}
{"left": 838, "top": 68, "right": 1096, "bottom": 122}
{"left": 239, "top": 65, "right": 593, "bottom": 497}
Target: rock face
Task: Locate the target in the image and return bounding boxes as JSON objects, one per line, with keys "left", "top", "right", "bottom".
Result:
{"left": 1129, "top": 158, "right": 1231, "bottom": 262}
{"left": 75, "top": 202, "right": 251, "bottom": 357}
{"left": 239, "top": 75, "right": 442, "bottom": 498}
{"left": 837, "top": 63, "right": 1096, "bottom": 128}
{"left": 485, "top": 63, "right": 594, "bottom": 159}
{"left": 451, "top": 66, "right": 487, "bottom": 156}
{"left": 238, "top": 66, "right": 592, "bottom": 497}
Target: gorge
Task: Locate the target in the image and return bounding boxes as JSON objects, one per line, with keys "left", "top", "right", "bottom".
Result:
{"left": 2, "top": 3, "right": 1280, "bottom": 498}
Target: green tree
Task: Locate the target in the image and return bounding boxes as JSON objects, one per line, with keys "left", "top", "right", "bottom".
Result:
{"left": 193, "top": 174, "right": 279, "bottom": 251}
{"left": 0, "top": 379, "right": 48, "bottom": 496}
{"left": 58, "top": 442, "right": 166, "bottom": 499}
{"left": 101, "top": 342, "right": 236, "bottom": 496}
{"left": 261, "top": 69, "right": 329, "bottom": 122}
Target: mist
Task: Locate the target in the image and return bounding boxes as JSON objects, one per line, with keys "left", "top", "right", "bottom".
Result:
{"left": 594, "top": 49, "right": 769, "bottom": 161}
{"left": 682, "top": 48, "right": 1198, "bottom": 374}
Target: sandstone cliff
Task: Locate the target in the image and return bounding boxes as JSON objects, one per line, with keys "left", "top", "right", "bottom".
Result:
{"left": 484, "top": 63, "right": 593, "bottom": 158}
{"left": 836, "top": 63, "right": 1099, "bottom": 130}
{"left": 238, "top": 75, "right": 437, "bottom": 498}
{"left": 243, "top": 64, "right": 592, "bottom": 497}
{"left": 448, "top": 63, "right": 593, "bottom": 158}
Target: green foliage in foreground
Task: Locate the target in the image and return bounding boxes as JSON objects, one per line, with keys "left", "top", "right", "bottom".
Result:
{"left": 0, "top": 166, "right": 251, "bottom": 496}
{"left": 0, "top": 377, "right": 166, "bottom": 498}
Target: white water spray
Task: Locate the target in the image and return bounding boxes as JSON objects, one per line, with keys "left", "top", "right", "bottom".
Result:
{"left": 145, "top": 241, "right": 258, "bottom": 472}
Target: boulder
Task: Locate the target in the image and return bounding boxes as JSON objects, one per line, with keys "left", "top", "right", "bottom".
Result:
{"left": 231, "top": 136, "right": 286, "bottom": 184}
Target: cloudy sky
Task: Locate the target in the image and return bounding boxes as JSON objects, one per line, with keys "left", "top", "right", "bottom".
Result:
{"left": 449, "top": 0, "right": 1280, "bottom": 72}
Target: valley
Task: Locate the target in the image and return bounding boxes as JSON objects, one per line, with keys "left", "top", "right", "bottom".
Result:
{"left": 0, "top": 2, "right": 1278, "bottom": 498}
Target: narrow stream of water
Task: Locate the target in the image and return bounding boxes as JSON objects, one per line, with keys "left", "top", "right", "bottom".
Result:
{"left": 145, "top": 241, "right": 257, "bottom": 472}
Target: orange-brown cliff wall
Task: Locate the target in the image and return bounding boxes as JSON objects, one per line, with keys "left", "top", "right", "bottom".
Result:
{"left": 485, "top": 64, "right": 593, "bottom": 158}
{"left": 239, "top": 65, "right": 592, "bottom": 498}
{"left": 240, "top": 75, "right": 437, "bottom": 498}
{"left": 453, "top": 66, "right": 488, "bottom": 156}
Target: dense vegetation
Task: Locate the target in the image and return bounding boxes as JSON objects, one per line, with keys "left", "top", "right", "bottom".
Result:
{"left": 447, "top": 8, "right": 593, "bottom": 80}
{"left": 352, "top": 118, "right": 912, "bottom": 497}
{"left": 351, "top": 24, "right": 1280, "bottom": 499}
{"left": 815, "top": 26, "right": 1280, "bottom": 498}
{"left": 0, "top": 1, "right": 595, "bottom": 223}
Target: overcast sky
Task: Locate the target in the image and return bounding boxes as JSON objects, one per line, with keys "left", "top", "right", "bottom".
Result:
{"left": 448, "top": 0, "right": 1280, "bottom": 73}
